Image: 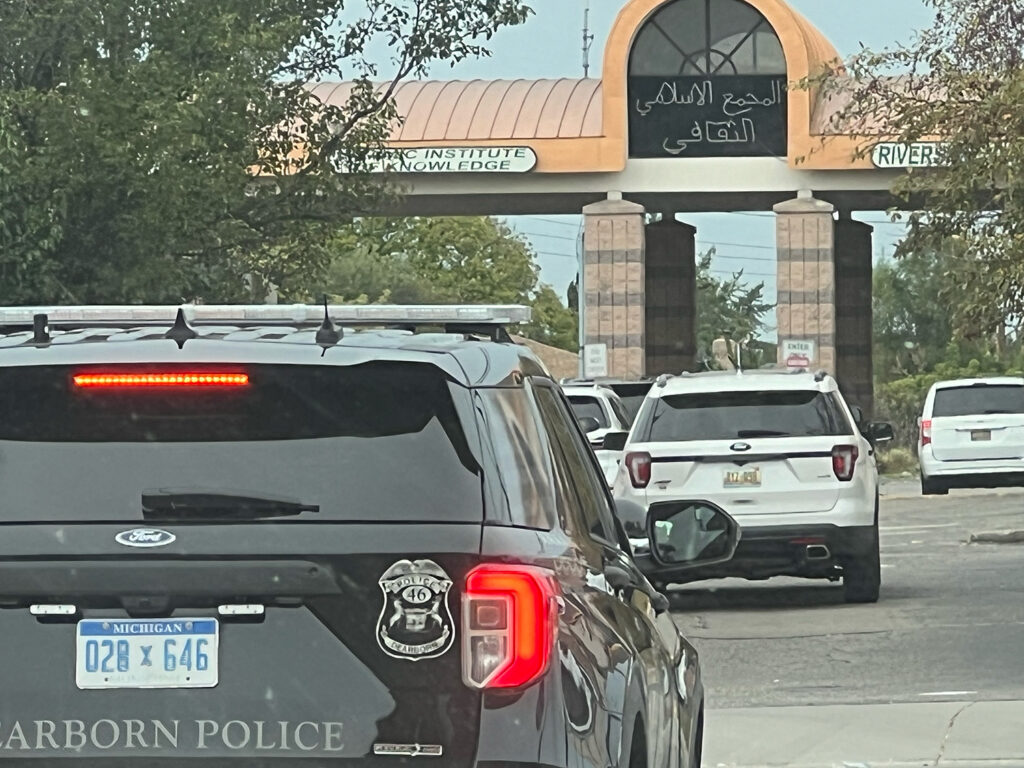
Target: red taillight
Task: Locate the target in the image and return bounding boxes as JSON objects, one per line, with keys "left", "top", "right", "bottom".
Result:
{"left": 832, "top": 445, "right": 859, "bottom": 482}
{"left": 462, "top": 566, "right": 558, "bottom": 690}
{"left": 625, "top": 451, "right": 652, "bottom": 489}
{"left": 73, "top": 373, "right": 249, "bottom": 388}
{"left": 920, "top": 419, "right": 932, "bottom": 447}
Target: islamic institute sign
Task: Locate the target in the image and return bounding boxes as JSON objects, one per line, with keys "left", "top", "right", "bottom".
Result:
{"left": 628, "top": 75, "right": 788, "bottom": 158}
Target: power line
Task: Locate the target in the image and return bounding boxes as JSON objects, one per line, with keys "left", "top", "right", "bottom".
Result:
{"left": 520, "top": 216, "right": 581, "bottom": 229}
{"left": 517, "top": 230, "right": 580, "bottom": 243}
{"left": 698, "top": 240, "right": 776, "bottom": 252}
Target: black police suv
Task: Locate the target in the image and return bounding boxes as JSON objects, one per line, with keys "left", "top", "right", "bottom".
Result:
{"left": 0, "top": 304, "right": 737, "bottom": 767}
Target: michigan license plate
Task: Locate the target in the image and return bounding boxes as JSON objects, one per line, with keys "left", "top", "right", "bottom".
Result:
{"left": 971, "top": 430, "right": 992, "bottom": 441}
{"left": 76, "top": 618, "right": 219, "bottom": 690}
{"left": 724, "top": 467, "right": 761, "bottom": 488}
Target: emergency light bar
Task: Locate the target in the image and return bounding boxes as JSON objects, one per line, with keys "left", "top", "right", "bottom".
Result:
{"left": 0, "top": 304, "right": 531, "bottom": 327}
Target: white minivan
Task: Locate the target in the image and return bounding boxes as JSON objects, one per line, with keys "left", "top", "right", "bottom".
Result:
{"left": 919, "top": 377, "right": 1024, "bottom": 495}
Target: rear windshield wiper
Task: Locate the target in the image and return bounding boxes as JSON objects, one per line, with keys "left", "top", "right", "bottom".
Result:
{"left": 142, "top": 489, "right": 320, "bottom": 520}
{"left": 735, "top": 429, "right": 791, "bottom": 438}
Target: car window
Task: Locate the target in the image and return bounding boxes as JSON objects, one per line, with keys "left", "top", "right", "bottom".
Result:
{"left": 476, "top": 388, "right": 557, "bottom": 530}
{"left": 534, "top": 384, "right": 618, "bottom": 543}
{"left": 933, "top": 385, "right": 1024, "bottom": 417}
{"left": 608, "top": 383, "right": 653, "bottom": 421}
{"left": 567, "top": 395, "right": 609, "bottom": 428}
{"left": 608, "top": 395, "right": 633, "bottom": 428}
{"left": 640, "top": 389, "right": 852, "bottom": 442}
{"left": 0, "top": 362, "right": 485, "bottom": 523}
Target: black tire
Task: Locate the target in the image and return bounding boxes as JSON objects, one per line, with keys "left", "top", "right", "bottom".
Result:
{"left": 921, "top": 475, "right": 949, "bottom": 496}
{"left": 842, "top": 525, "right": 880, "bottom": 604}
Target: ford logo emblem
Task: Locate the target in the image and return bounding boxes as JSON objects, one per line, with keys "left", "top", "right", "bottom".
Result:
{"left": 730, "top": 442, "right": 752, "bottom": 452}
{"left": 115, "top": 528, "right": 177, "bottom": 548}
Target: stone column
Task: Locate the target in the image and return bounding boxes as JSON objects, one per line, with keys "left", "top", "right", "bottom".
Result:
{"left": 775, "top": 192, "right": 836, "bottom": 373}
{"left": 645, "top": 216, "right": 697, "bottom": 376}
{"left": 582, "top": 194, "right": 647, "bottom": 379}
{"left": 835, "top": 215, "right": 875, "bottom": 416}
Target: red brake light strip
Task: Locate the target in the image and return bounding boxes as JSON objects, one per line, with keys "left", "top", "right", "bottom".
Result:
{"left": 73, "top": 373, "right": 249, "bottom": 388}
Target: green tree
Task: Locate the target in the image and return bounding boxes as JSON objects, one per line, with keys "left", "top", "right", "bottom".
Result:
{"left": 811, "top": 0, "right": 1024, "bottom": 338}
{"left": 521, "top": 284, "right": 579, "bottom": 351}
{"left": 873, "top": 246, "right": 958, "bottom": 380}
{"left": 313, "top": 216, "right": 579, "bottom": 351}
{"left": 0, "top": 0, "right": 530, "bottom": 304}
{"left": 695, "top": 248, "right": 774, "bottom": 365}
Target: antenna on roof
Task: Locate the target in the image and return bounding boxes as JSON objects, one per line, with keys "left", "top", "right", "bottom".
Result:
{"left": 164, "top": 308, "right": 198, "bottom": 349}
{"left": 32, "top": 313, "right": 50, "bottom": 344}
{"left": 315, "top": 295, "right": 342, "bottom": 349}
{"left": 581, "top": 0, "right": 595, "bottom": 78}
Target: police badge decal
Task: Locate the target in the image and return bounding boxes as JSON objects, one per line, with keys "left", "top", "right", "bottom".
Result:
{"left": 377, "top": 559, "right": 455, "bottom": 661}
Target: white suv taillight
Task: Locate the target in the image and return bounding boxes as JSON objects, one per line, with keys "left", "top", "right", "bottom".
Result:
{"left": 832, "top": 445, "right": 859, "bottom": 482}
{"left": 462, "top": 565, "right": 558, "bottom": 690}
{"left": 625, "top": 451, "right": 652, "bottom": 489}
{"left": 920, "top": 419, "right": 932, "bottom": 447}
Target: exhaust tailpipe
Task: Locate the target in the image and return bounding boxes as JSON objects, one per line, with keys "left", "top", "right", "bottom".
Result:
{"left": 805, "top": 544, "right": 831, "bottom": 561}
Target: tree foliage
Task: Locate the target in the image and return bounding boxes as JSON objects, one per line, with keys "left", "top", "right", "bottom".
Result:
{"left": 695, "top": 248, "right": 774, "bottom": 365}
{"left": 813, "top": 0, "right": 1024, "bottom": 337}
{"left": 0, "top": 0, "right": 530, "bottom": 304}
{"left": 310, "top": 216, "right": 579, "bottom": 351}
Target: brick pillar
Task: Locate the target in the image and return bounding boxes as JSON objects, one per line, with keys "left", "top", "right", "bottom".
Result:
{"left": 645, "top": 216, "right": 697, "bottom": 375}
{"left": 774, "top": 193, "right": 836, "bottom": 373}
{"left": 835, "top": 216, "right": 875, "bottom": 417}
{"left": 582, "top": 194, "right": 647, "bottom": 379}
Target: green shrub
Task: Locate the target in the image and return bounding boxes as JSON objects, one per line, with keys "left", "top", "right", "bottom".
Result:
{"left": 875, "top": 446, "right": 918, "bottom": 476}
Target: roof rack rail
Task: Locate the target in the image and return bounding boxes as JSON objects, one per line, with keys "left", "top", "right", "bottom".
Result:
{"left": 0, "top": 304, "right": 531, "bottom": 343}
{"left": 655, "top": 373, "right": 675, "bottom": 388}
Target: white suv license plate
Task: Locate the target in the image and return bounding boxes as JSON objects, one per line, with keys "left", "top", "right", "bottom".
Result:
{"left": 76, "top": 618, "right": 219, "bottom": 690}
{"left": 724, "top": 467, "right": 762, "bottom": 488}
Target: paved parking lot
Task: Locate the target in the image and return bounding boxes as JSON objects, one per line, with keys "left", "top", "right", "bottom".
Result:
{"left": 670, "top": 487, "right": 1024, "bottom": 765}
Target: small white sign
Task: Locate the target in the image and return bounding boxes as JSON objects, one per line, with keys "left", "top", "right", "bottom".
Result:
{"left": 583, "top": 344, "right": 608, "bottom": 378}
{"left": 781, "top": 339, "right": 816, "bottom": 369}
{"left": 368, "top": 146, "right": 537, "bottom": 174}
{"left": 871, "top": 142, "right": 946, "bottom": 169}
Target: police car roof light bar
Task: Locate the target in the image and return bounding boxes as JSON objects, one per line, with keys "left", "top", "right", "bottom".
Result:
{"left": 0, "top": 304, "right": 531, "bottom": 328}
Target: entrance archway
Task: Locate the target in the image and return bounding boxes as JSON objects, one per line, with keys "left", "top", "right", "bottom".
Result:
{"left": 628, "top": 0, "right": 788, "bottom": 158}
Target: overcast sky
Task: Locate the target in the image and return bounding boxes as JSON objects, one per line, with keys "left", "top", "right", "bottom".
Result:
{"left": 383, "top": 1, "right": 937, "bottom": 327}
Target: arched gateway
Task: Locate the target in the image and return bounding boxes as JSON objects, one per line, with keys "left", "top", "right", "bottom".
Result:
{"left": 314, "top": 0, "right": 915, "bottom": 414}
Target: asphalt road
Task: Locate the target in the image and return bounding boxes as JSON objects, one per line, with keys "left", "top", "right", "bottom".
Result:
{"left": 670, "top": 484, "right": 1024, "bottom": 709}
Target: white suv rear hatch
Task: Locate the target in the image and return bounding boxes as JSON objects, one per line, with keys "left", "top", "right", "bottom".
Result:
{"left": 928, "top": 381, "right": 1024, "bottom": 462}
{"left": 627, "top": 388, "right": 855, "bottom": 515}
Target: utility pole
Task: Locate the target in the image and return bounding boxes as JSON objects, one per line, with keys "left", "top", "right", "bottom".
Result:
{"left": 582, "top": 1, "right": 595, "bottom": 78}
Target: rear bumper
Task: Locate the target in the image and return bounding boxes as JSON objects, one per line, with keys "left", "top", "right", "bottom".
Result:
{"left": 635, "top": 523, "right": 876, "bottom": 583}
{"left": 921, "top": 449, "right": 1024, "bottom": 480}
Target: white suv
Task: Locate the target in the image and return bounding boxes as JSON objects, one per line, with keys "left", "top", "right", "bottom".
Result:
{"left": 613, "top": 369, "right": 892, "bottom": 603}
{"left": 562, "top": 383, "right": 633, "bottom": 487}
{"left": 919, "top": 377, "right": 1024, "bottom": 495}
{"left": 562, "top": 383, "right": 632, "bottom": 447}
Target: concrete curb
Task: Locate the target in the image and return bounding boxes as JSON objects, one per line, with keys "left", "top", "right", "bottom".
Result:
{"left": 969, "top": 530, "right": 1024, "bottom": 544}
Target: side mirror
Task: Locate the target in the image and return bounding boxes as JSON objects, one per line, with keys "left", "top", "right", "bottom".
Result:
{"left": 868, "top": 422, "right": 895, "bottom": 444}
{"left": 647, "top": 500, "right": 740, "bottom": 570}
{"left": 601, "top": 431, "right": 629, "bottom": 451}
{"left": 577, "top": 416, "right": 601, "bottom": 434}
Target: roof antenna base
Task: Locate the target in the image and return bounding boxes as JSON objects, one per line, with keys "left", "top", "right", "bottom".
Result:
{"left": 164, "top": 308, "right": 198, "bottom": 349}
{"left": 315, "top": 295, "right": 342, "bottom": 348}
